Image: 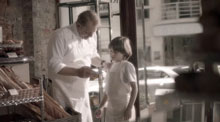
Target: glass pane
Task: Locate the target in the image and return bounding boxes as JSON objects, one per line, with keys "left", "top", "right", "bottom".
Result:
{"left": 144, "top": 0, "right": 149, "bottom": 5}
{"left": 136, "top": 0, "right": 149, "bottom": 121}
{"left": 136, "top": 0, "right": 142, "bottom": 7}
{"left": 144, "top": 9, "right": 150, "bottom": 18}
{"left": 194, "top": 104, "right": 202, "bottom": 122}
{"left": 135, "top": 0, "right": 204, "bottom": 121}
{"left": 213, "top": 102, "right": 220, "bottom": 122}
{"left": 182, "top": 104, "right": 193, "bottom": 121}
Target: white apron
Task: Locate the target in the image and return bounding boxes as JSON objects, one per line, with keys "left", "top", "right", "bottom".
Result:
{"left": 105, "top": 61, "right": 136, "bottom": 122}
{"left": 48, "top": 24, "right": 99, "bottom": 122}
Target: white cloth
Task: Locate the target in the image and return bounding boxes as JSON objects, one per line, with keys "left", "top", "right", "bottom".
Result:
{"left": 105, "top": 60, "right": 137, "bottom": 122}
{"left": 47, "top": 23, "right": 99, "bottom": 122}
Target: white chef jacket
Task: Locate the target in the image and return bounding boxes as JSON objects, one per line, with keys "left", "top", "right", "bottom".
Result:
{"left": 47, "top": 23, "right": 99, "bottom": 122}
{"left": 105, "top": 60, "right": 137, "bottom": 122}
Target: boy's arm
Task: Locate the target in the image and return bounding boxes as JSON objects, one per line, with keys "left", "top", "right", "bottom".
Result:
{"left": 124, "top": 82, "right": 138, "bottom": 120}
{"left": 95, "top": 93, "right": 108, "bottom": 118}
{"left": 98, "top": 93, "right": 108, "bottom": 109}
{"left": 127, "top": 82, "right": 138, "bottom": 110}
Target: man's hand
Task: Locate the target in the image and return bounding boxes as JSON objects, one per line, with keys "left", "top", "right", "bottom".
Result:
{"left": 77, "top": 66, "right": 98, "bottom": 78}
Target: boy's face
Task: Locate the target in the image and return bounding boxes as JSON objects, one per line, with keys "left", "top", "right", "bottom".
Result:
{"left": 109, "top": 48, "right": 124, "bottom": 62}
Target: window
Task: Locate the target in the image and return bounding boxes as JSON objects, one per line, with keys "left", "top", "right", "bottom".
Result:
{"left": 136, "top": 0, "right": 150, "bottom": 19}
{"left": 144, "top": 9, "right": 150, "bottom": 18}
{"left": 144, "top": 0, "right": 149, "bottom": 5}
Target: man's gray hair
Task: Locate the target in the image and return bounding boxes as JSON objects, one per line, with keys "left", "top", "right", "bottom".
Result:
{"left": 77, "top": 10, "right": 100, "bottom": 26}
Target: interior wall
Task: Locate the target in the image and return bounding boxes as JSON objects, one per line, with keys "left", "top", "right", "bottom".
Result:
{"left": 0, "top": 0, "right": 23, "bottom": 43}
{"left": 0, "top": 0, "right": 57, "bottom": 78}
{"left": 32, "top": 0, "right": 56, "bottom": 77}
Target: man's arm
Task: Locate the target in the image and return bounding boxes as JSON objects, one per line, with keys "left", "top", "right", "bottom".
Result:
{"left": 58, "top": 66, "right": 98, "bottom": 78}
{"left": 58, "top": 67, "right": 78, "bottom": 76}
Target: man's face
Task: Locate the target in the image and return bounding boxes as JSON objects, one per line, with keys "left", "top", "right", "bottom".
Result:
{"left": 78, "top": 22, "right": 97, "bottom": 39}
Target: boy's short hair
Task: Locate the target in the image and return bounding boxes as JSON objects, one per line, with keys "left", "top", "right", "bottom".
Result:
{"left": 109, "top": 36, "right": 132, "bottom": 59}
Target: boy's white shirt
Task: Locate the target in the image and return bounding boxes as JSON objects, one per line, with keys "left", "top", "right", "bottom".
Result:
{"left": 104, "top": 60, "right": 136, "bottom": 121}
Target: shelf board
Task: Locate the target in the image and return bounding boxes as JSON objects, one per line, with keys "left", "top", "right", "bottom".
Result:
{"left": 0, "top": 56, "right": 34, "bottom": 65}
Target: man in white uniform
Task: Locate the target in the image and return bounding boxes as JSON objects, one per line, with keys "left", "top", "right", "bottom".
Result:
{"left": 47, "top": 10, "right": 104, "bottom": 122}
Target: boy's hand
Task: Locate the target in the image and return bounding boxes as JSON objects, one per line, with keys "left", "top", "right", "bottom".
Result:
{"left": 95, "top": 108, "right": 102, "bottom": 118}
{"left": 124, "top": 107, "right": 132, "bottom": 120}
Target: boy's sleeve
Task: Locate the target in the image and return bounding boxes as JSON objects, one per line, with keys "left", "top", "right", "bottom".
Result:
{"left": 122, "top": 62, "right": 137, "bottom": 83}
